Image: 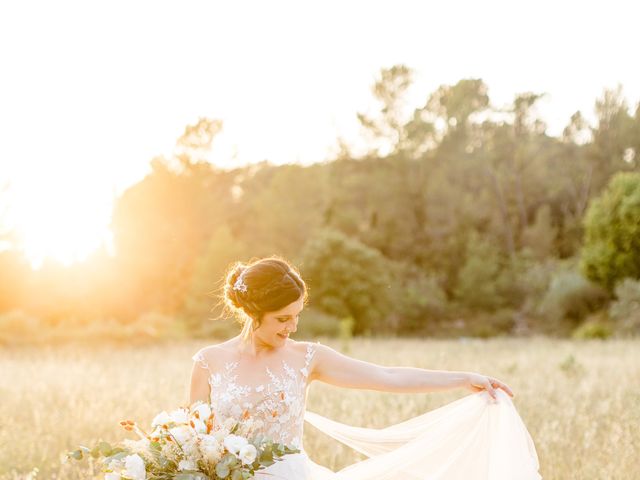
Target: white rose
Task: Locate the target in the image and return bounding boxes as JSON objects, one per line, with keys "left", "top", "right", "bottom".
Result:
{"left": 201, "top": 444, "right": 223, "bottom": 463}
{"left": 169, "top": 425, "right": 193, "bottom": 446}
{"left": 123, "top": 454, "right": 146, "bottom": 480}
{"left": 192, "top": 403, "right": 211, "bottom": 420}
{"left": 198, "top": 434, "right": 219, "bottom": 459}
{"left": 182, "top": 438, "right": 198, "bottom": 457}
{"left": 178, "top": 459, "right": 197, "bottom": 471}
{"left": 151, "top": 411, "right": 173, "bottom": 428}
{"left": 223, "top": 434, "right": 248, "bottom": 454}
{"left": 238, "top": 444, "right": 257, "bottom": 465}
{"left": 105, "top": 473, "right": 121, "bottom": 480}
{"left": 106, "top": 458, "right": 124, "bottom": 471}
{"left": 191, "top": 418, "right": 207, "bottom": 434}
{"left": 169, "top": 408, "right": 189, "bottom": 424}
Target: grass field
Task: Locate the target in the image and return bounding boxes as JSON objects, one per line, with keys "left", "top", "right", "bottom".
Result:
{"left": 1, "top": 337, "right": 638, "bottom": 479}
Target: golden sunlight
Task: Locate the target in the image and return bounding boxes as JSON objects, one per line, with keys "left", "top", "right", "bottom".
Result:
{"left": 8, "top": 177, "right": 114, "bottom": 269}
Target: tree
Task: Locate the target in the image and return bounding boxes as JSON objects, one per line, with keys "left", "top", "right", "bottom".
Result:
{"left": 357, "top": 64, "right": 423, "bottom": 157}
{"left": 300, "top": 229, "right": 393, "bottom": 335}
{"left": 580, "top": 172, "right": 640, "bottom": 290}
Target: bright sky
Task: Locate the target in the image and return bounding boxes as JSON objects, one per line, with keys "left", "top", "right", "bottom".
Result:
{"left": 1, "top": 0, "right": 638, "bottom": 268}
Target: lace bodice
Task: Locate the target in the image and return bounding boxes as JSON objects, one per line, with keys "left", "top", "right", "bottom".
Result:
{"left": 191, "top": 342, "right": 317, "bottom": 450}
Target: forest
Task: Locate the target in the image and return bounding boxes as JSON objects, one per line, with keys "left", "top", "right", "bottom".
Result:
{"left": 1, "top": 65, "right": 639, "bottom": 343}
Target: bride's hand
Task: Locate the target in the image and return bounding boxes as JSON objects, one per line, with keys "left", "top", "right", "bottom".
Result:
{"left": 464, "top": 373, "right": 514, "bottom": 400}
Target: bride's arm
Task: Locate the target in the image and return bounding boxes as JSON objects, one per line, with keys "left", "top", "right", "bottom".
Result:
{"left": 311, "top": 343, "right": 512, "bottom": 398}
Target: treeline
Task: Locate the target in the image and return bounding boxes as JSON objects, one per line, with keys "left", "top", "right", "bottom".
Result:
{"left": 1, "top": 65, "right": 639, "bottom": 342}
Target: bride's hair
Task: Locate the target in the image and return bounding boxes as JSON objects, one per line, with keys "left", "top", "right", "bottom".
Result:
{"left": 222, "top": 255, "right": 308, "bottom": 340}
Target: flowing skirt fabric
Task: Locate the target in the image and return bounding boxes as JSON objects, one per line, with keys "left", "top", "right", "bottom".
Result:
{"left": 257, "top": 390, "right": 542, "bottom": 480}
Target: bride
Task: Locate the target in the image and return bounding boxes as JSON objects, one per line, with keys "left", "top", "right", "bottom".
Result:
{"left": 189, "top": 257, "right": 542, "bottom": 479}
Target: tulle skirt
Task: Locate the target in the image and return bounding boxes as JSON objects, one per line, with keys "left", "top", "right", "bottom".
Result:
{"left": 258, "top": 389, "right": 542, "bottom": 479}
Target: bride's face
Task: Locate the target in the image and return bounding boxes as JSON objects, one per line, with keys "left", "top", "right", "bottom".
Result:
{"left": 255, "top": 295, "right": 304, "bottom": 346}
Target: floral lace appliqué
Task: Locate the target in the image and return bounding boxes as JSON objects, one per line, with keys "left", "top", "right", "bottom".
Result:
{"left": 192, "top": 342, "right": 317, "bottom": 449}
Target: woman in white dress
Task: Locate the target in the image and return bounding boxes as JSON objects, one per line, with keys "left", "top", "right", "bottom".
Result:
{"left": 190, "top": 256, "right": 542, "bottom": 479}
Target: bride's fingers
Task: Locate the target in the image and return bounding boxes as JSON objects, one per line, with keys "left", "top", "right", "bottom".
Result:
{"left": 491, "top": 379, "right": 514, "bottom": 397}
{"left": 481, "top": 379, "right": 497, "bottom": 399}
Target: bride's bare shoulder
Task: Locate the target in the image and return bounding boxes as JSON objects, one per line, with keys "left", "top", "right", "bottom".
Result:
{"left": 290, "top": 338, "right": 322, "bottom": 357}
{"left": 193, "top": 337, "right": 238, "bottom": 363}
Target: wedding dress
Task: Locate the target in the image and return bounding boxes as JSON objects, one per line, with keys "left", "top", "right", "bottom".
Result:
{"left": 192, "top": 341, "right": 542, "bottom": 480}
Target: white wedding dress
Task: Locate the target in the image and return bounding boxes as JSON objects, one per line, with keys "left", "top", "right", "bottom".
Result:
{"left": 192, "top": 341, "right": 542, "bottom": 480}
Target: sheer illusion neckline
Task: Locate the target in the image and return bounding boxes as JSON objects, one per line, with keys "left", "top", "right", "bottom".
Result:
{"left": 207, "top": 357, "right": 312, "bottom": 392}
{"left": 193, "top": 341, "right": 317, "bottom": 394}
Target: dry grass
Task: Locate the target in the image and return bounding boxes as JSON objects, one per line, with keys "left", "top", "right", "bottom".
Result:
{"left": 1, "top": 337, "right": 637, "bottom": 479}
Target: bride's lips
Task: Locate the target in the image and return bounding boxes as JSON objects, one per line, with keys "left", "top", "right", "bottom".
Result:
{"left": 277, "top": 333, "right": 289, "bottom": 339}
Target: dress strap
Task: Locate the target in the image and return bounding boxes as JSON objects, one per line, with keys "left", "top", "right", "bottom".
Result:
{"left": 192, "top": 350, "right": 213, "bottom": 376}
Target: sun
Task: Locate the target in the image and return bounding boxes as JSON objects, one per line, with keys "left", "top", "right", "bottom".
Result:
{"left": 6, "top": 177, "right": 115, "bottom": 270}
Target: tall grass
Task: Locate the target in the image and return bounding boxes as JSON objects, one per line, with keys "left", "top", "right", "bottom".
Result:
{"left": 1, "top": 337, "right": 637, "bottom": 479}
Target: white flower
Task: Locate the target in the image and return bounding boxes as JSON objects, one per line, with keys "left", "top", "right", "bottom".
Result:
{"left": 178, "top": 459, "right": 197, "bottom": 471}
{"left": 123, "top": 454, "right": 146, "bottom": 480}
{"left": 169, "top": 408, "right": 189, "bottom": 424}
{"left": 106, "top": 458, "right": 124, "bottom": 471}
{"left": 199, "top": 434, "right": 223, "bottom": 462}
{"left": 223, "top": 418, "right": 236, "bottom": 431}
{"left": 122, "top": 438, "right": 150, "bottom": 455}
{"left": 191, "top": 418, "right": 207, "bottom": 434}
{"left": 169, "top": 425, "right": 193, "bottom": 446}
{"left": 191, "top": 403, "right": 211, "bottom": 420}
{"left": 182, "top": 438, "right": 198, "bottom": 457}
{"left": 202, "top": 445, "right": 222, "bottom": 463}
{"left": 105, "top": 473, "right": 121, "bottom": 480}
{"left": 238, "top": 444, "right": 257, "bottom": 465}
{"left": 151, "top": 411, "right": 173, "bottom": 428}
{"left": 223, "top": 434, "right": 248, "bottom": 454}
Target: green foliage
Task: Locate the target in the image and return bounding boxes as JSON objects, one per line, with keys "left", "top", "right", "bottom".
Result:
{"left": 608, "top": 277, "right": 640, "bottom": 336}
{"left": 572, "top": 314, "right": 613, "bottom": 340}
{"left": 389, "top": 262, "right": 448, "bottom": 333}
{"left": 520, "top": 204, "right": 557, "bottom": 260}
{"left": 3, "top": 78, "right": 640, "bottom": 340}
{"left": 182, "top": 225, "right": 249, "bottom": 335}
{"left": 581, "top": 172, "right": 640, "bottom": 291}
{"left": 0, "top": 309, "right": 182, "bottom": 346}
{"left": 538, "top": 271, "right": 609, "bottom": 333}
{"left": 300, "top": 229, "right": 394, "bottom": 335}
{"left": 453, "top": 231, "right": 505, "bottom": 311}
{"left": 293, "top": 308, "right": 342, "bottom": 339}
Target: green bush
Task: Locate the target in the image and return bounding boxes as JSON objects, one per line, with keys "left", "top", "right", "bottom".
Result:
{"left": 572, "top": 314, "right": 613, "bottom": 339}
{"left": 0, "top": 310, "right": 184, "bottom": 345}
{"left": 300, "top": 228, "right": 394, "bottom": 335}
{"left": 538, "top": 271, "right": 609, "bottom": 334}
{"left": 581, "top": 172, "right": 640, "bottom": 291}
{"left": 294, "top": 307, "right": 342, "bottom": 339}
{"left": 609, "top": 277, "right": 640, "bottom": 336}
{"left": 390, "top": 262, "right": 448, "bottom": 333}
{"left": 453, "top": 231, "right": 505, "bottom": 311}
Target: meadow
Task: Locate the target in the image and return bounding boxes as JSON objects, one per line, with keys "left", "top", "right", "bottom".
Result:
{"left": 1, "top": 337, "right": 638, "bottom": 480}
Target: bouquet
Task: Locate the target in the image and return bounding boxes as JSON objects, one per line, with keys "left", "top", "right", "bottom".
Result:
{"left": 66, "top": 400, "right": 299, "bottom": 479}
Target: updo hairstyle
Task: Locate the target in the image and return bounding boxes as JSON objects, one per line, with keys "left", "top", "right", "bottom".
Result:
{"left": 222, "top": 256, "right": 308, "bottom": 340}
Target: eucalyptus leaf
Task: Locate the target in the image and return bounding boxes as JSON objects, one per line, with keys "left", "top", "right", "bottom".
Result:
{"left": 98, "top": 441, "right": 112, "bottom": 456}
{"left": 215, "top": 462, "right": 230, "bottom": 478}
{"left": 231, "top": 469, "right": 243, "bottom": 480}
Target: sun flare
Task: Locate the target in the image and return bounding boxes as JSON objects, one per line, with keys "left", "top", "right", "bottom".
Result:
{"left": 7, "top": 178, "right": 114, "bottom": 269}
